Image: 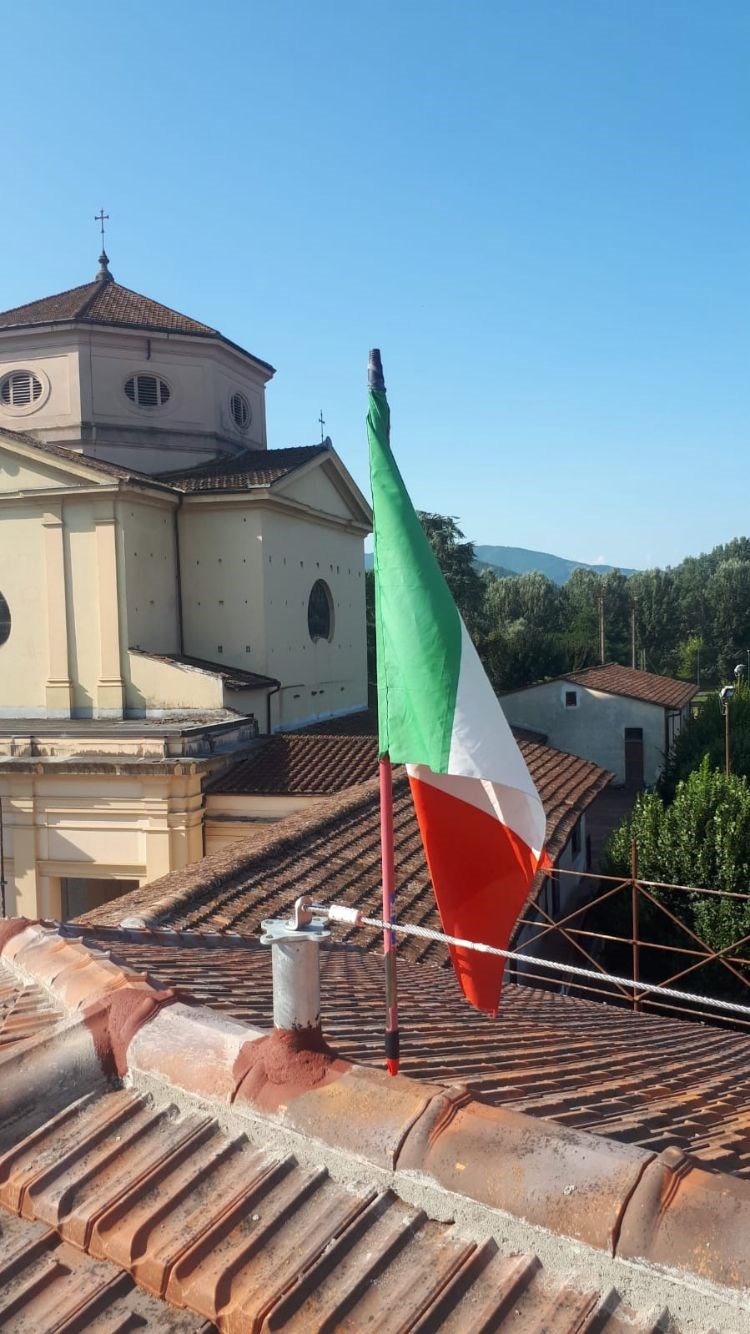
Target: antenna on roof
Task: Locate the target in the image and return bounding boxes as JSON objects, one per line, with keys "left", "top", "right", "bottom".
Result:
{"left": 94, "top": 208, "right": 113, "bottom": 284}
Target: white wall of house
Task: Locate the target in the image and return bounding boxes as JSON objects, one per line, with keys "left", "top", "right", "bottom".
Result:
{"left": 501, "top": 681, "right": 686, "bottom": 785}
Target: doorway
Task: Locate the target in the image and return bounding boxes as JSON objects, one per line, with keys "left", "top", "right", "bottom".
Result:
{"left": 624, "top": 727, "right": 645, "bottom": 789}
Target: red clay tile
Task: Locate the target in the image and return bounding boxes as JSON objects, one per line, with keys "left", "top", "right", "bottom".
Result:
{"left": 398, "top": 1093, "right": 653, "bottom": 1253}
{"left": 618, "top": 1145, "right": 750, "bottom": 1290}
{"left": 128, "top": 1002, "right": 264, "bottom": 1103}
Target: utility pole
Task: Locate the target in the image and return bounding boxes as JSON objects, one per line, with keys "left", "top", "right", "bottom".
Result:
{"left": 598, "top": 589, "right": 605, "bottom": 664}
{"left": 630, "top": 599, "right": 637, "bottom": 669}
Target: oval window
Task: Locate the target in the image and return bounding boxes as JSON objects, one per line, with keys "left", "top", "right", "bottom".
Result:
{"left": 308, "top": 580, "right": 333, "bottom": 642}
{"left": 0, "top": 371, "right": 43, "bottom": 408}
{"left": 230, "top": 391, "right": 251, "bottom": 430}
{"left": 124, "top": 374, "right": 171, "bottom": 407}
{"left": 0, "top": 594, "right": 11, "bottom": 647}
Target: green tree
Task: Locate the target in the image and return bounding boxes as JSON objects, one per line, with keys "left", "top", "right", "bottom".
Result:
{"left": 603, "top": 758, "right": 750, "bottom": 968}
{"left": 417, "top": 512, "right": 485, "bottom": 639}
{"left": 660, "top": 686, "right": 750, "bottom": 801}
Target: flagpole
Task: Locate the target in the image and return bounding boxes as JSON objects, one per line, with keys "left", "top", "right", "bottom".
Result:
{"left": 379, "top": 752, "right": 400, "bottom": 1075}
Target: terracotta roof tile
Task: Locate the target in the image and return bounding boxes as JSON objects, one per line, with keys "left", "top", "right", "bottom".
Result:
{"left": 0, "top": 1087, "right": 661, "bottom": 1332}
{"left": 156, "top": 443, "right": 327, "bottom": 492}
{"left": 0, "top": 278, "right": 219, "bottom": 336}
{"left": 80, "top": 742, "right": 611, "bottom": 944}
{"left": 208, "top": 732, "right": 378, "bottom": 794}
{"left": 72, "top": 933, "right": 750, "bottom": 1183}
{"left": 0, "top": 924, "right": 682, "bottom": 1332}
{"left": 565, "top": 663, "right": 698, "bottom": 710}
{"left": 0, "top": 962, "right": 62, "bottom": 1050}
{"left": 0, "top": 276, "right": 274, "bottom": 369}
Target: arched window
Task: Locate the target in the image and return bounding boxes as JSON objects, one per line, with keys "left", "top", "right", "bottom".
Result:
{"left": 0, "top": 594, "right": 11, "bottom": 647}
{"left": 308, "top": 580, "right": 334, "bottom": 642}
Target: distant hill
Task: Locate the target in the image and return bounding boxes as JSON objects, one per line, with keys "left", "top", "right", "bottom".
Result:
{"left": 474, "top": 545, "right": 637, "bottom": 585}
{"left": 365, "top": 545, "right": 636, "bottom": 584}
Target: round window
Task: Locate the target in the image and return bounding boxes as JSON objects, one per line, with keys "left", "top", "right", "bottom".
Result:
{"left": 0, "top": 594, "right": 11, "bottom": 647}
{"left": 308, "top": 580, "right": 334, "bottom": 642}
{"left": 124, "top": 374, "right": 171, "bottom": 407}
{"left": 0, "top": 371, "right": 43, "bottom": 408}
{"left": 230, "top": 391, "right": 251, "bottom": 430}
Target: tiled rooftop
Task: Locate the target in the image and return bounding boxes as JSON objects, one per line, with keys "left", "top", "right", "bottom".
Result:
{"left": 0, "top": 962, "right": 61, "bottom": 1051}
{"left": 0, "top": 922, "right": 706, "bottom": 1331}
{"left": 77, "top": 931, "right": 750, "bottom": 1181}
{"left": 0, "top": 275, "right": 275, "bottom": 371}
{"left": 207, "top": 732, "right": 379, "bottom": 795}
{"left": 565, "top": 663, "right": 698, "bottom": 710}
{"left": 156, "top": 443, "right": 327, "bottom": 492}
{"left": 79, "top": 744, "right": 612, "bottom": 946}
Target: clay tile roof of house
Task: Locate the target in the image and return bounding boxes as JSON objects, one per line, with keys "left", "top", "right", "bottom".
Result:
{"left": 78, "top": 743, "right": 612, "bottom": 952}
{"left": 156, "top": 442, "right": 328, "bottom": 491}
{"left": 0, "top": 276, "right": 275, "bottom": 370}
{"left": 0, "top": 919, "right": 744, "bottom": 1329}
{"left": 130, "top": 649, "right": 280, "bottom": 691}
{"left": 208, "top": 732, "right": 379, "bottom": 794}
{"left": 565, "top": 663, "right": 698, "bottom": 710}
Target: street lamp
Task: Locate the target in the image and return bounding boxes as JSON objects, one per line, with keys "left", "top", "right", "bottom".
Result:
{"left": 720, "top": 684, "right": 736, "bottom": 776}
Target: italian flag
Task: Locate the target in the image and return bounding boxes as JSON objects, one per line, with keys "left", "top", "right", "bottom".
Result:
{"left": 367, "top": 357, "right": 546, "bottom": 1014}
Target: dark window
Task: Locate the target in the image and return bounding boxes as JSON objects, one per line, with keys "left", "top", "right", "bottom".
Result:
{"left": 565, "top": 690, "right": 578, "bottom": 708}
{"left": 0, "top": 593, "right": 10, "bottom": 646}
{"left": 571, "top": 817, "right": 581, "bottom": 857}
{"left": 230, "top": 391, "right": 250, "bottom": 429}
{"left": 624, "top": 727, "right": 643, "bottom": 741}
{"left": 308, "top": 579, "right": 334, "bottom": 642}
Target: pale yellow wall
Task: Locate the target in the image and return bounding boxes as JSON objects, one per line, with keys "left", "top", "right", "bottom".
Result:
{"left": 281, "top": 465, "right": 358, "bottom": 522}
{"left": 127, "top": 650, "right": 224, "bottom": 713}
{"left": 262, "top": 508, "right": 367, "bottom": 728}
{"left": 119, "top": 497, "right": 180, "bottom": 654}
{"left": 0, "top": 454, "right": 76, "bottom": 493}
{"left": 203, "top": 793, "right": 330, "bottom": 854}
{"left": 179, "top": 504, "right": 267, "bottom": 669}
{"left": 0, "top": 504, "right": 50, "bottom": 715}
{"left": 64, "top": 500, "right": 105, "bottom": 715}
{"left": 0, "top": 767, "right": 204, "bottom": 919}
{"left": 0, "top": 438, "right": 368, "bottom": 726}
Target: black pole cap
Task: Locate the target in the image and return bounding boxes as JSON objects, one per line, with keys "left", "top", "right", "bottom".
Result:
{"left": 368, "top": 348, "right": 385, "bottom": 392}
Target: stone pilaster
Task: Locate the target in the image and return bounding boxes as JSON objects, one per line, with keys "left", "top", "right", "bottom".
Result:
{"left": 42, "top": 508, "right": 73, "bottom": 716}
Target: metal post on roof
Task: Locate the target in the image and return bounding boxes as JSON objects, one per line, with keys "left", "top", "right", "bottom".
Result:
{"left": 260, "top": 898, "right": 330, "bottom": 1034}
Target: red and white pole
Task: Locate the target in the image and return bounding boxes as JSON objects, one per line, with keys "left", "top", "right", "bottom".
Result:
{"left": 379, "top": 754, "right": 400, "bottom": 1075}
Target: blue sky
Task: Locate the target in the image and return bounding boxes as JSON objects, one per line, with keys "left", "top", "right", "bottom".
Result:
{"left": 4, "top": 1, "right": 748, "bottom": 570}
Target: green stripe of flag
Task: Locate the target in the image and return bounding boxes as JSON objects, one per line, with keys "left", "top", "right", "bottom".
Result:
{"left": 367, "top": 385, "right": 462, "bottom": 772}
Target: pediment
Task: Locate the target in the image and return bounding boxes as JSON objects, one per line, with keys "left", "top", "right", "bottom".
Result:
{"left": 0, "top": 433, "right": 112, "bottom": 495}
{"left": 274, "top": 449, "right": 372, "bottom": 529}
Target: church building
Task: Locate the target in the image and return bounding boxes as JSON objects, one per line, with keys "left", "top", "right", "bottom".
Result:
{"left": 0, "top": 249, "right": 370, "bottom": 918}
